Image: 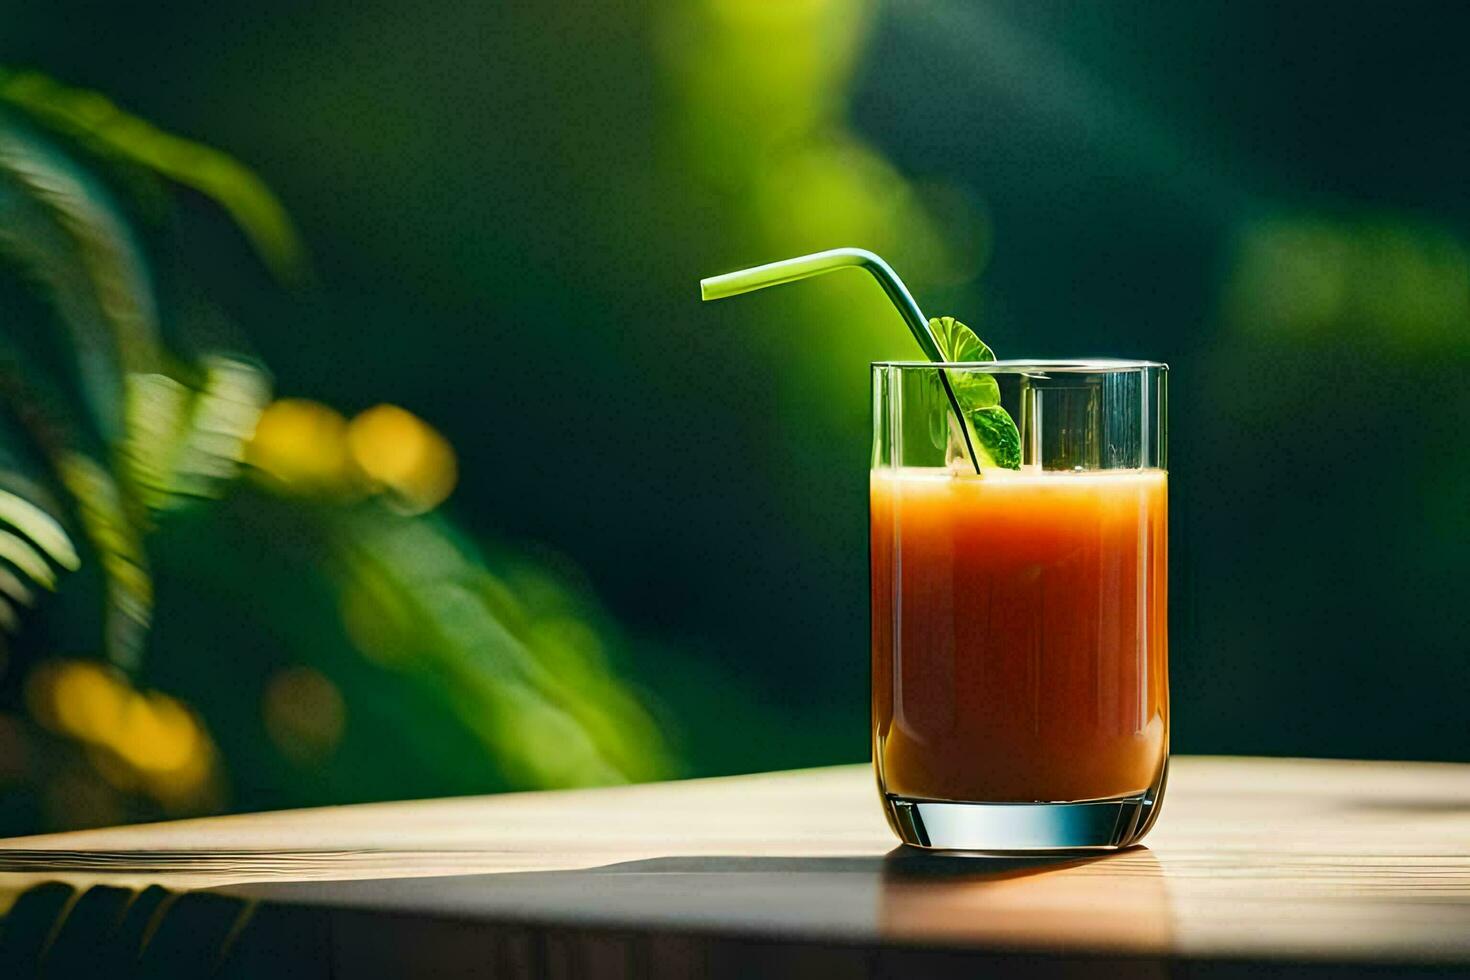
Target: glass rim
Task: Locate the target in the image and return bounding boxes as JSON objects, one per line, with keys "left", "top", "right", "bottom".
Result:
{"left": 872, "top": 358, "right": 1167, "bottom": 372}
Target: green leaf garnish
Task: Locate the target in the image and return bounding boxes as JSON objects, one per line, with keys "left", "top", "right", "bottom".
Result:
{"left": 930, "top": 315, "right": 995, "bottom": 363}
{"left": 968, "top": 406, "right": 1021, "bottom": 469}
{"left": 927, "top": 316, "right": 1021, "bottom": 470}
{"left": 930, "top": 315, "right": 1001, "bottom": 409}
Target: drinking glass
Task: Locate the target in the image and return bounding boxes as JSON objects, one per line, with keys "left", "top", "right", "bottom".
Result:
{"left": 871, "top": 360, "right": 1168, "bottom": 850}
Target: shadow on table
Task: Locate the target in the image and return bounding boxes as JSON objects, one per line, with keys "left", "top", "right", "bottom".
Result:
{"left": 877, "top": 846, "right": 1172, "bottom": 960}
{"left": 0, "top": 847, "right": 1453, "bottom": 979}
{"left": 0, "top": 849, "right": 1164, "bottom": 978}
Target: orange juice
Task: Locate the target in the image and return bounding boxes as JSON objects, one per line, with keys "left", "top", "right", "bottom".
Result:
{"left": 871, "top": 467, "right": 1168, "bottom": 804}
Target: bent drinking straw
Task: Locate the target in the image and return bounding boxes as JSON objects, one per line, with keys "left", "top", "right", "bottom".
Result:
{"left": 699, "top": 247, "right": 981, "bottom": 474}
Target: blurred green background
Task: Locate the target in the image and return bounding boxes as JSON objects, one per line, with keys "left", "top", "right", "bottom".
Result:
{"left": 0, "top": 0, "right": 1464, "bottom": 833}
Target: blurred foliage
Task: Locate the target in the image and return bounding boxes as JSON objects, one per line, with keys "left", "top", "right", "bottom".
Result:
{"left": 1223, "top": 214, "right": 1470, "bottom": 350}
{"left": 0, "top": 0, "right": 1465, "bottom": 831}
{"left": 0, "top": 68, "right": 309, "bottom": 285}
{"left": 0, "top": 71, "right": 670, "bottom": 832}
{"left": 1190, "top": 211, "right": 1470, "bottom": 761}
{"left": 26, "top": 659, "right": 222, "bottom": 815}
{"left": 660, "top": 0, "right": 985, "bottom": 408}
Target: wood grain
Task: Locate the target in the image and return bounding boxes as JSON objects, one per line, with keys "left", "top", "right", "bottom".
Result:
{"left": 0, "top": 756, "right": 1466, "bottom": 976}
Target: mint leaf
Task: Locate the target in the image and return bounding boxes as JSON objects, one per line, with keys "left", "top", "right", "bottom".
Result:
{"left": 930, "top": 316, "right": 1000, "bottom": 409}
{"left": 969, "top": 406, "right": 1021, "bottom": 469}
{"left": 930, "top": 315, "right": 995, "bottom": 363}
{"left": 926, "top": 316, "right": 1021, "bottom": 470}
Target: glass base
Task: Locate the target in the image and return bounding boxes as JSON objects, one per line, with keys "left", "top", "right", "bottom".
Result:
{"left": 884, "top": 764, "right": 1167, "bottom": 853}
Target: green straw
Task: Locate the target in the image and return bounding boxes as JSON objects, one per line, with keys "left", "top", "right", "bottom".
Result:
{"left": 699, "top": 247, "right": 981, "bottom": 474}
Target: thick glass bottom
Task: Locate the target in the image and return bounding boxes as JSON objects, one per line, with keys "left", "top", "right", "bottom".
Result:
{"left": 884, "top": 763, "right": 1167, "bottom": 852}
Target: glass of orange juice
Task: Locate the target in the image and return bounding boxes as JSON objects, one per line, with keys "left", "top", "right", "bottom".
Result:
{"left": 871, "top": 359, "right": 1168, "bottom": 851}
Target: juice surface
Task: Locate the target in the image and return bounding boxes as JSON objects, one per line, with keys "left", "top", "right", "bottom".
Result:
{"left": 871, "top": 467, "right": 1168, "bottom": 803}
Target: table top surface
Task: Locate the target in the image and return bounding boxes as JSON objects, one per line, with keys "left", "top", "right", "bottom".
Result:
{"left": 1, "top": 755, "right": 1468, "bottom": 969}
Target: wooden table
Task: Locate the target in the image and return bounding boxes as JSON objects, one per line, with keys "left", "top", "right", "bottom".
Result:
{"left": 0, "top": 756, "right": 1466, "bottom": 977}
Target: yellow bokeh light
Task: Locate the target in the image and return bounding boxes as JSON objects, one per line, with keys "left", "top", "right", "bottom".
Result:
{"left": 246, "top": 398, "right": 355, "bottom": 491}
{"left": 347, "top": 404, "right": 457, "bottom": 513}
{"left": 111, "top": 693, "right": 203, "bottom": 774}
{"left": 263, "top": 665, "right": 346, "bottom": 764}
{"left": 28, "top": 659, "right": 218, "bottom": 810}
{"left": 50, "top": 662, "right": 127, "bottom": 742}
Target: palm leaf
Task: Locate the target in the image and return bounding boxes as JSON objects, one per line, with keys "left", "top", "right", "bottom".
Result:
{"left": 0, "top": 487, "right": 78, "bottom": 570}
{"left": 0, "top": 119, "right": 162, "bottom": 665}
{"left": 0, "top": 69, "right": 308, "bottom": 284}
{"left": 0, "top": 115, "right": 165, "bottom": 370}
{"left": 0, "top": 105, "right": 275, "bottom": 509}
{"left": 0, "top": 117, "right": 141, "bottom": 443}
{"left": 0, "top": 426, "right": 77, "bottom": 610}
{"left": 55, "top": 450, "right": 151, "bottom": 663}
{"left": 0, "top": 565, "right": 35, "bottom": 608}
{"left": 0, "top": 530, "right": 55, "bottom": 588}
{"left": 0, "top": 95, "right": 278, "bottom": 668}
{"left": 0, "top": 337, "right": 149, "bottom": 665}
{"left": 126, "top": 355, "right": 269, "bottom": 510}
